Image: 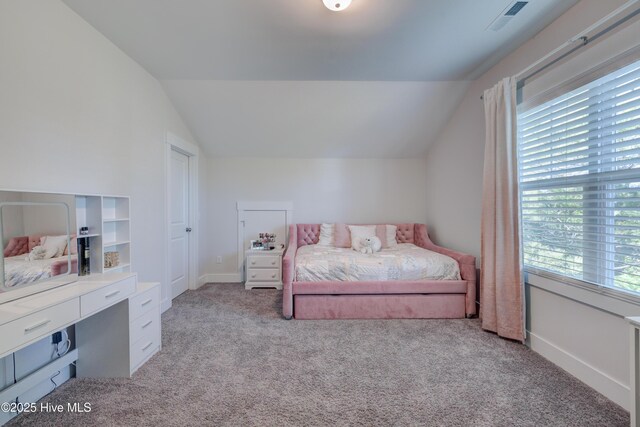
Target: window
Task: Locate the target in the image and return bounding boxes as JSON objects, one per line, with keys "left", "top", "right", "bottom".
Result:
{"left": 517, "top": 58, "right": 640, "bottom": 295}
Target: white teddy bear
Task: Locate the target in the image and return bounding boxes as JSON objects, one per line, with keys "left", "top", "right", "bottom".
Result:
{"left": 359, "top": 236, "right": 382, "bottom": 254}
{"left": 26, "top": 245, "right": 47, "bottom": 261}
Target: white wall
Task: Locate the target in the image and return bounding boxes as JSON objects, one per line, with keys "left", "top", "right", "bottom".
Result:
{"left": 0, "top": 192, "right": 25, "bottom": 247}
{"left": 0, "top": 0, "right": 198, "bottom": 420}
{"left": 0, "top": 0, "right": 198, "bottom": 307}
{"left": 19, "top": 193, "right": 77, "bottom": 237}
{"left": 0, "top": 192, "right": 78, "bottom": 246}
{"left": 203, "top": 157, "right": 428, "bottom": 278}
{"left": 423, "top": 0, "right": 635, "bottom": 410}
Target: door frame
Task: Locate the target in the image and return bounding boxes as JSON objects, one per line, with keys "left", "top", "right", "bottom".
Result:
{"left": 164, "top": 132, "right": 199, "bottom": 312}
{"left": 236, "top": 201, "right": 293, "bottom": 275}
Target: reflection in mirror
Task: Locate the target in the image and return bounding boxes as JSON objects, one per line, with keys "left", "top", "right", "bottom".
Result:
{"left": 0, "top": 191, "right": 78, "bottom": 301}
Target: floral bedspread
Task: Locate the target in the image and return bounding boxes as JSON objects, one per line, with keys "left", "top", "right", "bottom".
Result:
{"left": 295, "top": 243, "right": 460, "bottom": 282}
{"left": 2, "top": 255, "right": 71, "bottom": 289}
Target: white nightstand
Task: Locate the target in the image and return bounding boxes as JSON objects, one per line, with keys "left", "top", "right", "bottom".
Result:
{"left": 245, "top": 248, "right": 284, "bottom": 290}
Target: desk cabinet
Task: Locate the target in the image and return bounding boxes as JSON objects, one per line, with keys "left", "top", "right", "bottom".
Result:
{"left": 76, "top": 279, "right": 162, "bottom": 378}
{"left": 129, "top": 283, "right": 161, "bottom": 373}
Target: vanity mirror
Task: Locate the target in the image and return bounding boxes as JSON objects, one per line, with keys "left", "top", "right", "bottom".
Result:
{"left": 0, "top": 190, "right": 132, "bottom": 304}
{"left": 0, "top": 191, "right": 79, "bottom": 303}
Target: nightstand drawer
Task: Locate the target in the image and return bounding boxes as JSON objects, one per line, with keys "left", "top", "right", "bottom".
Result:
{"left": 247, "top": 268, "right": 280, "bottom": 282}
{"left": 247, "top": 256, "right": 280, "bottom": 268}
{"left": 0, "top": 299, "right": 80, "bottom": 355}
{"left": 81, "top": 276, "right": 136, "bottom": 317}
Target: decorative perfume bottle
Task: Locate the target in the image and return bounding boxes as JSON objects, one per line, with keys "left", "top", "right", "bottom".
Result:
{"left": 78, "top": 237, "right": 91, "bottom": 276}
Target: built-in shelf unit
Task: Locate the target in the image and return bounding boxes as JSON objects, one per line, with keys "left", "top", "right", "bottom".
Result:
{"left": 76, "top": 195, "right": 131, "bottom": 274}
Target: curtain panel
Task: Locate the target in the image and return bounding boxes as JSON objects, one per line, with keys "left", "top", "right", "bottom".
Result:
{"left": 481, "top": 77, "right": 525, "bottom": 342}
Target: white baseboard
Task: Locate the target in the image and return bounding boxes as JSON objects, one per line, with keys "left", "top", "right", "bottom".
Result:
{"left": 198, "top": 273, "right": 243, "bottom": 286}
{"left": 528, "top": 331, "right": 629, "bottom": 410}
{"left": 161, "top": 298, "right": 172, "bottom": 313}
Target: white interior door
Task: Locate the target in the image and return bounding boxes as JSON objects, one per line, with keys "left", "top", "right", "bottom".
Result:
{"left": 170, "top": 149, "right": 190, "bottom": 299}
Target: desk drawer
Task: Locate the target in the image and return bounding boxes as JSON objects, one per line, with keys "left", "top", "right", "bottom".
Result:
{"left": 130, "top": 307, "right": 160, "bottom": 344}
{"left": 248, "top": 256, "right": 280, "bottom": 269}
{"left": 129, "top": 286, "right": 161, "bottom": 320}
{"left": 247, "top": 268, "right": 280, "bottom": 282}
{"left": 80, "top": 277, "right": 136, "bottom": 317}
{"left": 0, "top": 299, "right": 79, "bottom": 355}
{"left": 131, "top": 323, "right": 160, "bottom": 369}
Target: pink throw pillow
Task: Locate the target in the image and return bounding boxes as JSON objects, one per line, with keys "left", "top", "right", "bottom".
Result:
{"left": 63, "top": 235, "right": 78, "bottom": 256}
{"left": 334, "top": 223, "right": 351, "bottom": 248}
{"left": 375, "top": 225, "right": 389, "bottom": 248}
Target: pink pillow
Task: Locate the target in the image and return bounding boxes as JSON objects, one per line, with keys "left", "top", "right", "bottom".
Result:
{"left": 63, "top": 235, "right": 78, "bottom": 256}
{"left": 334, "top": 223, "right": 351, "bottom": 248}
{"left": 375, "top": 225, "right": 389, "bottom": 248}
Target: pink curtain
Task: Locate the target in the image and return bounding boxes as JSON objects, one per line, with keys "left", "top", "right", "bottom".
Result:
{"left": 481, "top": 77, "right": 524, "bottom": 342}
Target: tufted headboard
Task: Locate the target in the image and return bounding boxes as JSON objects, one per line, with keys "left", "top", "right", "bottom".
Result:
{"left": 296, "top": 223, "right": 416, "bottom": 247}
{"left": 3, "top": 234, "right": 48, "bottom": 257}
{"left": 4, "top": 236, "right": 29, "bottom": 257}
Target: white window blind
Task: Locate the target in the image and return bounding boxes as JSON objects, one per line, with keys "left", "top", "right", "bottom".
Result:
{"left": 517, "top": 58, "right": 640, "bottom": 295}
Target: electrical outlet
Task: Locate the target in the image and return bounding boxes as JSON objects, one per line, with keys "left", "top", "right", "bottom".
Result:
{"left": 216, "top": 256, "right": 222, "bottom": 264}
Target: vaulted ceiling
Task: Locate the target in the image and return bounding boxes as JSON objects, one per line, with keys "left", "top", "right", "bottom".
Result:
{"left": 63, "top": 0, "right": 579, "bottom": 157}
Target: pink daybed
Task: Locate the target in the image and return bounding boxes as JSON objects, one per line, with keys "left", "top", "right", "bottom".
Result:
{"left": 3, "top": 234, "right": 78, "bottom": 282}
{"left": 282, "top": 223, "right": 477, "bottom": 320}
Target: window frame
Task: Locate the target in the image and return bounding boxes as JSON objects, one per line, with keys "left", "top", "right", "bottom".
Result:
{"left": 517, "top": 48, "right": 640, "bottom": 302}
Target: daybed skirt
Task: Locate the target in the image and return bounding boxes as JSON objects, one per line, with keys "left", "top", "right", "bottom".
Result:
{"left": 295, "top": 243, "right": 460, "bottom": 282}
{"left": 293, "top": 280, "right": 467, "bottom": 295}
{"left": 294, "top": 294, "right": 466, "bottom": 319}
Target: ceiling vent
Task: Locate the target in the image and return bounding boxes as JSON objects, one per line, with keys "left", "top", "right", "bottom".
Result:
{"left": 487, "top": 1, "right": 529, "bottom": 31}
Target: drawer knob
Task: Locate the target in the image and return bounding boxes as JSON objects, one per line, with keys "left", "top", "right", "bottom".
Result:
{"left": 271, "top": 274, "right": 276, "bottom": 278}
{"left": 141, "top": 298, "right": 153, "bottom": 307}
{"left": 271, "top": 261, "right": 276, "bottom": 265}
{"left": 105, "top": 290, "right": 120, "bottom": 298}
{"left": 251, "top": 261, "right": 256, "bottom": 265}
{"left": 251, "top": 274, "right": 256, "bottom": 278}
{"left": 24, "top": 319, "right": 51, "bottom": 333}
{"left": 142, "top": 320, "right": 153, "bottom": 329}
{"left": 142, "top": 341, "right": 153, "bottom": 351}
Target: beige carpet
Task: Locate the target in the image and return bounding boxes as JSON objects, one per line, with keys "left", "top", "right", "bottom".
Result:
{"left": 9, "top": 283, "right": 629, "bottom": 426}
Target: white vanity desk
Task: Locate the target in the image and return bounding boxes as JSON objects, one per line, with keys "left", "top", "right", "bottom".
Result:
{"left": 0, "top": 273, "right": 161, "bottom": 399}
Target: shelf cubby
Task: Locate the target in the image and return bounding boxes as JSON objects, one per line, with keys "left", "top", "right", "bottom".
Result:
{"left": 101, "top": 196, "right": 131, "bottom": 275}
{"left": 102, "top": 197, "right": 130, "bottom": 221}
{"left": 74, "top": 194, "right": 132, "bottom": 276}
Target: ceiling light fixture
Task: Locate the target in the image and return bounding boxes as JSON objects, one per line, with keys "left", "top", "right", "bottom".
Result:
{"left": 323, "top": 0, "right": 352, "bottom": 12}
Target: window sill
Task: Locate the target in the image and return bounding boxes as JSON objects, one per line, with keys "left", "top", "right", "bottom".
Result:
{"left": 526, "top": 271, "right": 640, "bottom": 318}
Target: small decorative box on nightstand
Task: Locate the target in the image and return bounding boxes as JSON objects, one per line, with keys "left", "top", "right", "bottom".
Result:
{"left": 245, "top": 248, "right": 284, "bottom": 290}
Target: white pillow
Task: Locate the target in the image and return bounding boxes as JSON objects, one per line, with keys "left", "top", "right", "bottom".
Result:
{"left": 386, "top": 225, "right": 398, "bottom": 248}
{"left": 41, "top": 235, "right": 68, "bottom": 259}
{"left": 317, "top": 223, "right": 335, "bottom": 246}
{"left": 348, "top": 225, "right": 376, "bottom": 252}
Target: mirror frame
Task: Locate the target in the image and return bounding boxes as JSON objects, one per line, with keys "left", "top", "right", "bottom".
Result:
{"left": 0, "top": 197, "right": 78, "bottom": 304}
